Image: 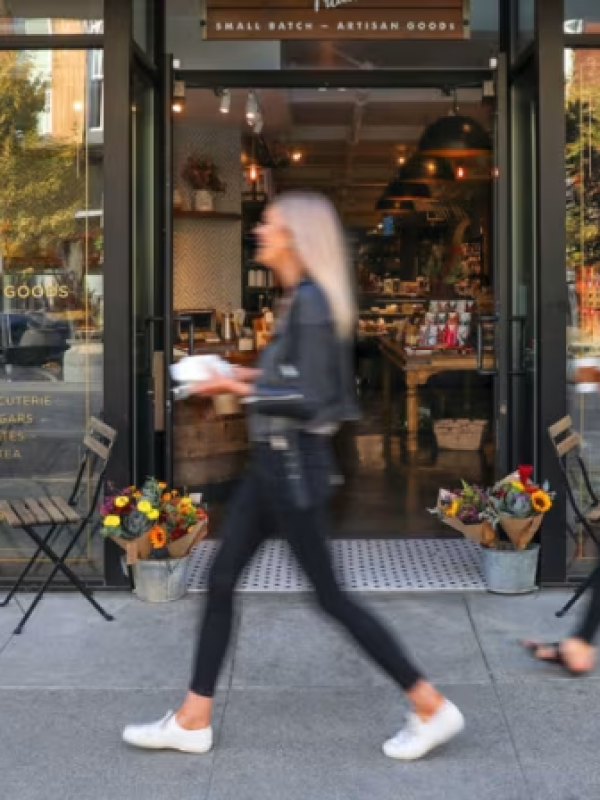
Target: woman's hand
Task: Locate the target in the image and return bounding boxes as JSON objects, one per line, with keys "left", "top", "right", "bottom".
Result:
{"left": 232, "top": 366, "right": 262, "bottom": 383}
{"left": 188, "top": 372, "right": 254, "bottom": 398}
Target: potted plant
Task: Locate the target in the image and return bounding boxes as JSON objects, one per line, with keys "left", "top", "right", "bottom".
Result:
{"left": 484, "top": 466, "right": 554, "bottom": 594}
{"left": 430, "top": 466, "right": 555, "bottom": 594}
{"left": 101, "top": 478, "right": 208, "bottom": 603}
{"left": 181, "top": 154, "right": 226, "bottom": 211}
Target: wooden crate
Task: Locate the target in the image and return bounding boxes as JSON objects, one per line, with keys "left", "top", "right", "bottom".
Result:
{"left": 174, "top": 397, "right": 248, "bottom": 485}
{"left": 433, "top": 419, "right": 487, "bottom": 451}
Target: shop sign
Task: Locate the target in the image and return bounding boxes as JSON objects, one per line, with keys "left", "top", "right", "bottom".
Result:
{"left": 204, "top": 0, "right": 469, "bottom": 41}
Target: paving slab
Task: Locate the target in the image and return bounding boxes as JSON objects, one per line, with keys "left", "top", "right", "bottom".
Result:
{"left": 0, "top": 688, "right": 223, "bottom": 800}
{"left": 231, "top": 594, "right": 490, "bottom": 689}
{"left": 0, "top": 594, "right": 235, "bottom": 691}
{"left": 207, "top": 685, "right": 528, "bottom": 800}
{"left": 465, "top": 590, "right": 600, "bottom": 682}
{"left": 497, "top": 680, "right": 600, "bottom": 800}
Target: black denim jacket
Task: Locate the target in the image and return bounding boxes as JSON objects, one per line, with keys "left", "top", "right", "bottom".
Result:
{"left": 243, "top": 279, "right": 360, "bottom": 442}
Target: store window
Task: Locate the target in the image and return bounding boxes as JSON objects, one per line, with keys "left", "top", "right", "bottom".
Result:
{"left": 0, "top": 0, "right": 103, "bottom": 34}
{"left": 565, "top": 49, "right": 600, "bottom": 562}
{"left": 566, "top": 1, "right": 600, "bottom": 33}
{"left": 0, "top": 50, "right": 104, "bottom": 579}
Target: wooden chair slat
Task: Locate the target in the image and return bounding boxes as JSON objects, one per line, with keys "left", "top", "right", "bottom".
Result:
{"left": 557, "top": 432, "right": 581, "bottom": 458}
{"left": 548, "top": 416, "right": 573, "bottom": 441}
{"left": 90, "top": 417, "right": 117, "bottom": 443}
{"left": 38, "top": 497, "right": 67, "bottom": 524}
{"left": 83, "top": 434, "right": 110, "bottom": 462}
{"left": 23, "top": 498, "right": 52, "bottom": 525}
{"left": 0, "top": 500, "right": 22, "bottom": 528}
{"left": 10, "top": 500, "right": 36, "bottom": 527}
{"left": 49, "top": 495, "right": 81, "bottom": 524}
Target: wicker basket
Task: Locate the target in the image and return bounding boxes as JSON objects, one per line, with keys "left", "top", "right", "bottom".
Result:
{"left": 434, "top": 419, "right": 487, "bottom": 451}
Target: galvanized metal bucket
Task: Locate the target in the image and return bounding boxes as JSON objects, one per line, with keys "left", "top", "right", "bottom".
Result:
{"left": 132, "top": 557, "right": 189, "bottom": 603}
{"left": 481, "top": 544, "right": 540, "bottom": 595}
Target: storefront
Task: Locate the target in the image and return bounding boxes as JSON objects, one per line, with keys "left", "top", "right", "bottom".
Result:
{"left": 0, "top": 0, "right": 597, "bottom": 588}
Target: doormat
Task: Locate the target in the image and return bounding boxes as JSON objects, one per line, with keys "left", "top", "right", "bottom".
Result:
{"left": 187, "top": 539, "right": 485, "bottom": 592}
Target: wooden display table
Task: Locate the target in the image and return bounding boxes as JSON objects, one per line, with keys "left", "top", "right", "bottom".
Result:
{"left": 380, "top": 340, "right": 493, "bottom": 453}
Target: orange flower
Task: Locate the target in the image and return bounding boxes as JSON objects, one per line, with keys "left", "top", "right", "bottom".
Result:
{"left": 150, "top": 526, "right": 167, "bottom": 549}
{"left": 162, "top": 492, "right": 172, "bottom": 503}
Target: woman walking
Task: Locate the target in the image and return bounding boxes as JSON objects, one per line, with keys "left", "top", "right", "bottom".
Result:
{"left": 122, "top": 192, "right": 465, "bottom": 761}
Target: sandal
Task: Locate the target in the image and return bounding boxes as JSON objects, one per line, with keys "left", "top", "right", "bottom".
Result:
{"left": 519, "top": 640, "right": 591, "bottom": 677}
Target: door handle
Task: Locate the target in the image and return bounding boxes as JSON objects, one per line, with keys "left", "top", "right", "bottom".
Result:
{"left": 476, "top": 314, "right": 498, "bottom": 376}
{"left": 508, "top": 315, "right": 527, "bottom": 377}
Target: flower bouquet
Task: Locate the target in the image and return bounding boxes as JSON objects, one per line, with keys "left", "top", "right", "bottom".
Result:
{"left": 431, "top": 481, "right": 496, "bottom": 545}
{"left": 101, "top": 478, "right": 208, "bottom": 565}
{"left": 488, "top": 465, "right": 554, "bottom": 550}
{"left": 181, "top": 154, "right": 226, "bottom": 194}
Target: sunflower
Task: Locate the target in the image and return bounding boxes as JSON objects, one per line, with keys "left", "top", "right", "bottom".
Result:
{"left": 115, "top": 496, "right": 129, "bottom": 508}
{"left": 150, "top": 527, "right": 167, "bottom": 549}
{"left": 532, "top": 491, "right": 552, "bottom": 513}
{"left": 137, "top": 500, "right": 152, "bottom": 515}
{"left": 103, "top": 515, "right": 121, "bottom": 528}
{"left": 444, "top": 499, "right": 460, "bottom": 518}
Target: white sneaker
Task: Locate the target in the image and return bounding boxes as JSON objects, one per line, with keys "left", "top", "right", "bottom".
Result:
{"left": 383, "top": 700, "right": 465, "bottom": 761}
{"left": 122, "top": 711, "right": 213, "bottom": 754}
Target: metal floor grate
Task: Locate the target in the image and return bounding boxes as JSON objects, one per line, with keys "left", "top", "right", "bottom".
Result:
{"left": 187, "top": 539, "right": 484, "bottom": 592}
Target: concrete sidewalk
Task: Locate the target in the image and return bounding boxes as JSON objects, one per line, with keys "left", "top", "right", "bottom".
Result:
{"left": 0, "top": 588, "right": 598, "bottom": 800}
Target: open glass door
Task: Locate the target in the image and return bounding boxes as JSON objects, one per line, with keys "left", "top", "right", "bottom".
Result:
{"left": 510, "top": 59, "right": 538, "bottom": 470}
{"left": 131, "top": 52, "right": 174, "bottom": 487}
{"left": 131, "top": 66, "right": 158, "bottom": 484}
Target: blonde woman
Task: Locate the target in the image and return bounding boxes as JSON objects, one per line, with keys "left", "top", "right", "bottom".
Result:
{"left": 123, "top": 192, "right": 464, "bottom": 761}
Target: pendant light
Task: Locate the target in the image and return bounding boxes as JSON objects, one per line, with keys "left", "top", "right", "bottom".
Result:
{"left": 376, "top": 197, "right": 415, "bottom": 214}
{"left": 418, "top": 89, "right": 492, "bottom": 158}
{"left": 382, "top": 173, "right": 432, "bottom": 202}
{"left": 399, "top": 153, "right": 455, "bottom": 183}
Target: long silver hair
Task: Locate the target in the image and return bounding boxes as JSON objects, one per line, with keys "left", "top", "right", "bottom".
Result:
{"left": 272, "top": 191, "right": 357, "bottom": 340}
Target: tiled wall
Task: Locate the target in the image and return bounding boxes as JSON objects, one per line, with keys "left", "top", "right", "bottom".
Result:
{"left": 173, "top": 121, "right": 242, "bottom": 313}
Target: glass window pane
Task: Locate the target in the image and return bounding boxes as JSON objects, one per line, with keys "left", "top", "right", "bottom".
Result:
{"left": 0, "top": 1, "right": 102, "bottom": 35}
{"left": 566, "top": 1, "right": 600, "bottom": 33}
{"left": 133, "top": 0, "right": 154, "bottom": 58}
{"left": 0, "top": 49, "right": 104, "bottom": 580}
{"left": 565, "top": 49, "right": 600, "bottom": 564}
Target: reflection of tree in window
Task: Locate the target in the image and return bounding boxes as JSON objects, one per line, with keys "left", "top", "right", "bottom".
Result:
{"left": 566, "top": 51, "right": 600, "bottom": 269}
{"left": 0, "top": 51, "right": 84, "bottom": 294}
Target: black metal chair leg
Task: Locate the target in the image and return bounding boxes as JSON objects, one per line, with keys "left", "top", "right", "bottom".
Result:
{"left": 13, "top": 523, "right": 114, "bottom": 634}
{"left": 556, "top": 571, "right": 597, "bottom": 618}
{"left": 0, "top": 525, "right": 58, "bottom": 607}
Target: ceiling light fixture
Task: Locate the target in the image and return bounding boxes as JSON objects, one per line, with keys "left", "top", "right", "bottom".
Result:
{"left": 383, "top": 173, "right": 432, "bottom": 202}
{"left": 418, "top": 88, "right": 492, "bottom": 157}
{"left": 254, "top": 112, "right": 264, "bottom": 134}
{"left": 219, "top": 89, "right": 231, "bottom": 114}
{"left": 399, "top": 153, "right": 455, "bottom": 183}
{"left": 292, "top": 150, "right": 303, "bottom": 162}
{"left": 172, "top": 80, "right": 186, "bottom": 114}
{"left": 246, "top": 90, "right": 259, "bottom": 122}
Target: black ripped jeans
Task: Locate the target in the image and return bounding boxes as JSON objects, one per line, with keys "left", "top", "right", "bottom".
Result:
{"left": 190, "top": 436, "right": 423, "bottom": 697}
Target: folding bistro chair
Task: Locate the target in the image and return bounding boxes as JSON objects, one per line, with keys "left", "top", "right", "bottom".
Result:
{"left": 548, "top": 415, "right": 600, "bottom": 618}
{"left": 0, "top": 416, "right": 117, "bottom": 634}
